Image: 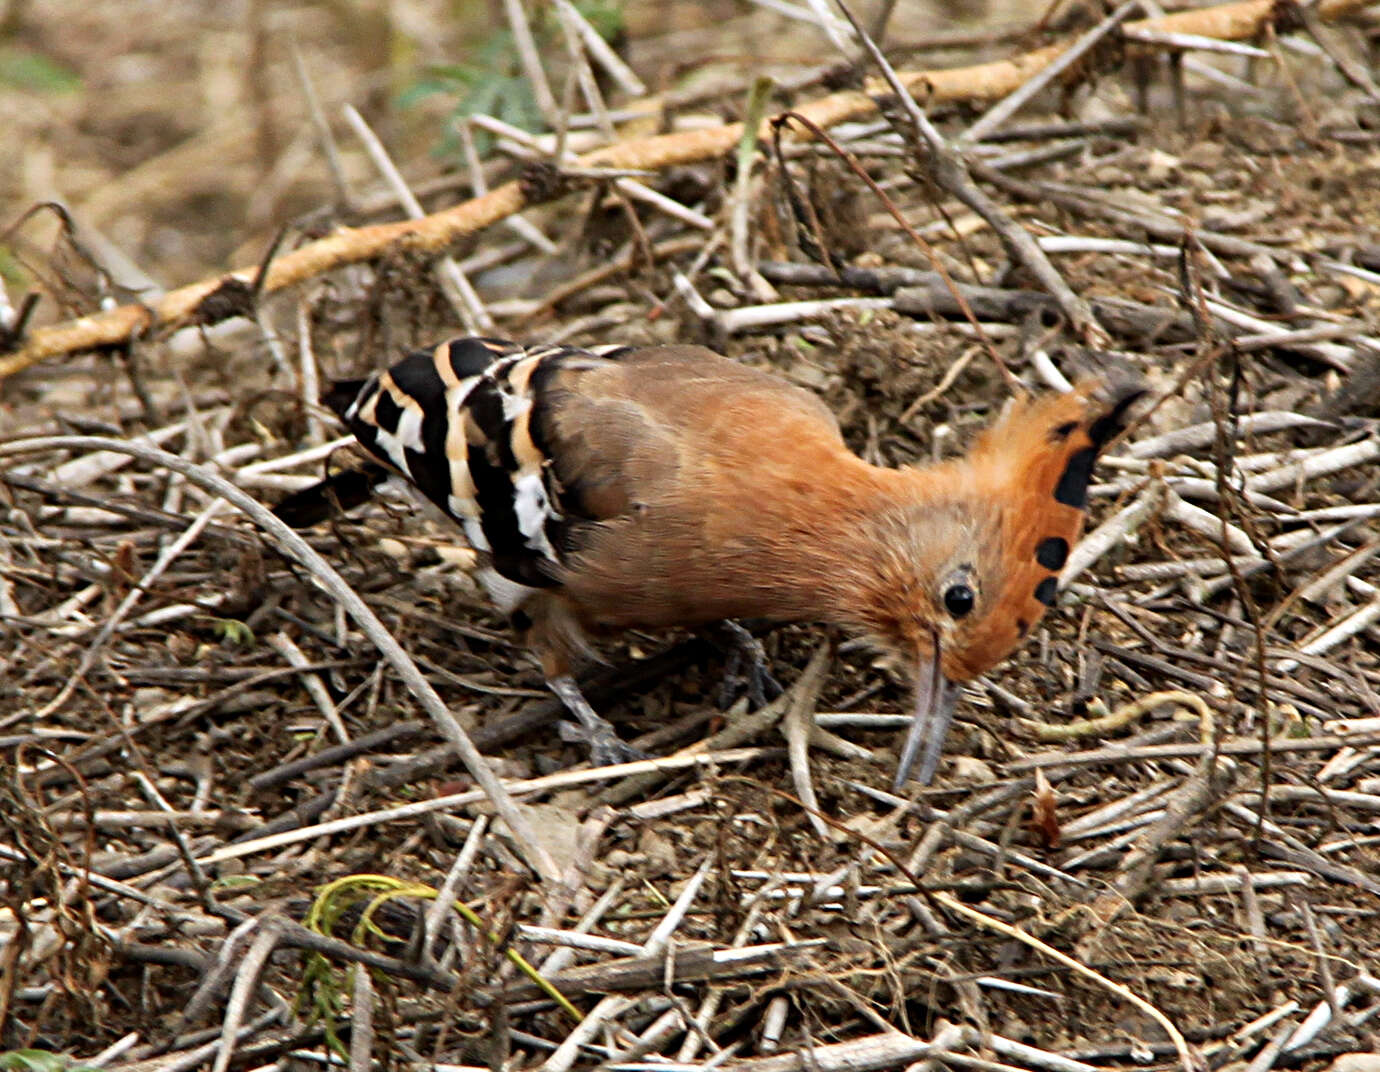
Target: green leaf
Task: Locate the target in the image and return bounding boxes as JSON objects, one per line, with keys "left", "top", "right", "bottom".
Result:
{"left": 0, "top": 49, "right": 81, "bottom": 93}
{"left": 0, "top": 246, "right": 27, "bottom": 289}
{"left": 396, "top": 80, "right": 456, "bottom": 109}
{"left": 399, "top": 19, "right": 559, "bottom": 164}
{"left": 209, "top": 619, "right": 254, "bottom": 647}
{"left": 210, "top": 874, "right": 262, "bottom": 893}
{"left": 575, "top": 0, "right": 625, "bottom": 41}
{"left": 419, "top": 63, "right": 483, "bottom": 86}
{"left": 0, "top": 1051, "right": 100, "bottom": 1072}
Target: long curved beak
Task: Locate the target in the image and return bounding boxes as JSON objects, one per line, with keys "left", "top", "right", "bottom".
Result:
{"left": 893, "top": 646, "right": 960, "bottom": 790}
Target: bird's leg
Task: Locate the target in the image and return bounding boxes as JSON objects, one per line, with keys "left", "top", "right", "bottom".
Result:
{"left": 713, "top": 620, "right": 784, "bottom": 709}
{"left": 547, "top": 674, "right": 648, "bottom": 767}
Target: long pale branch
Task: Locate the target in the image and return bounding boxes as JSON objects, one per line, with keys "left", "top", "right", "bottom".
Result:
{"left": 0, "top": 0, "right": 1365, "bottom": 382}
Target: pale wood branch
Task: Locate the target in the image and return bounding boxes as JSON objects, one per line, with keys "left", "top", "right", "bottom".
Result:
{"left": 0, "top": 0, "right": 1367, "bottom": 382}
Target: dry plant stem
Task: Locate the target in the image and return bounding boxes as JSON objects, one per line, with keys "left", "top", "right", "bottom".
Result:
{"left": 1245, "top": 435, "right": 1380, "bottom": 493}
{"left": 0, "top": 536, "right": 19, "bottom": 619}
{"left": 946, "top": 821, "right": 1087, "bottom": 887}
{"left": 560, "top": 10, "right": 614, "bottom": 143}
{"left": 1061, "top": 776, "right": 1173, "bottom": 837}
{"left": 538, "top": 876, "right": 626, "bottom": 976}
{"left": 518, "top": 927, "right": 640, "bottom": 957}
{"left": 673, "top": 880, "right": 782, "bottom": 1061}
{"left": 458, "top": 120, "right": 555, "bottom": 254}
{"left": 0, "top": 434, "right": 562, "bottom": 886}
{"left": 266, "top": 630, "right": 349, "bottom": 743}
{"left": 1122, "top": 26, "right": 1270, "bottom": 55}
{"left": 130, "top": 767, "right": 214, "bottom": 907}
{"left": 718, "top": 295, "right": 896, "bottom": 334}
{"left": 289, "top": 43, "right": 351, "bottom": 210}
{"left": 498, "top": 939, "right": 826, "bottom": 1002}
{"left": 679, "top": 1028, "right": 937, "bottom": 1072}
{"left": 212, "top": 916, "right": 282, "bottom": 1072}
{"left": 501, "top": 0, "right": 560, "bottom": 126}
{"left": 1089, "top": 754, "right": 1238, "bottom": 922}
{"left": 349, "top": 965, "right": 377, "bottom": 1072}
{"left": 0, "top": 274, "right": 15, "bottom": 332}
{"left": 975, "top": 1032, "right": 1108, "bottom": 1072}
{"left": 760, "top": 996, "right": 789, "bottom": 1053}
{"left": 295, "top": 299, "right": 325, "bottom": 444}
{"left": 917, "top": 1021, "right": 969, "bottom": 1072}
{"left": 934, "top": 890, "right": 1199, "bottom": 1072}
{"left": 1293, "top": 592, "right": 1380, "bottom": 659}
{"left": 423, "top": 814, "right": 489, "bottom": 964}
{"left": 202, "top": 746, "right": 770, "bottom": 867}
{"left": 1156, "top": 871, "right": 1309, "bottom": 895}
{"left": 182, "top": 916, "right": 258, "bottom": 1026}
{"left": 902, "top": 343, "right": 982, "bottom": 417}
{"left": 144, "top": 1011, "right": 282, "bottom": 1072}
{"left": 3, "top": 0, "right": 1369, "bottom": 380}
{"left": 540, "top": 994, "right": 636, "bottom": 1072}
{"left": 834, "top": 0, "right": 1106, "bottom": 346}
{"left": 962, "top": 0, "right": 1143, "bottom": 144}
{"left": 341, "top": 104, "right": 492, "bottom": 333}
{"left": 87, "top": 1033, "right": 139, "bottom": 1068}
{"left": 803, "top": 0, "right": 855, "bottom": 50}
{"left": 1297, "top": 895, "right": 1341, "bottom": 1022}
{"left": 1226, "top": 1003, "right": 1301, "bottom": 1058}
{"left": 1021, "top": 689, "right": 1210, "bottom": 742}
{"left": 523, "top": 806, "right": 618, "bottom": 971}
{"left": 553, "top": 0, "right": 645, "bottom": 96}
{"left": 34, "top": 498, "right": 225, "bottom": 719}
{"left": 1129, "top": 411, "right": 1335, "bottom": 457}
{"left": 1293, "top": 0, "right": 1380, "bottom": 100}
{"left": 1283, "top": 983, "right": 1353, "bottom": 1053}
{"left": 646, "top": 859, "right": 714, "bottom": 957}
{"left": 1061, "top": 481, "right": 1166, "bottom": 585}
{"left": 521, "top": 235, "right": 701, "bottom": 320}
{"left": 1165, "top": 488, "right": 1254, "bottom": 555}
{"left": 783, "top": 644, "right": 833, "bottom": 839}
{"left": 1237, "top": 866, "right": 1273, "bottom": 967}
{"left": 732, "top": 77, "right": 779, "bottom": 302}
{"left": 1246, "top": 1020, "right": 1296, "bottom": 1072}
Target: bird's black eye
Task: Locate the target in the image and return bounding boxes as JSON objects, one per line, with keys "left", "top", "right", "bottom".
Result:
{"left": 943, "top": 584, "right": 975, "bottom": 618}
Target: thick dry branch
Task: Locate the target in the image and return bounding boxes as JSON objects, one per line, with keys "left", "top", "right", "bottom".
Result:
{"left": 496, "top": 939, "right": 826, "bottom": 1001}
{"left": 0, "top": 0, "right": 1367, "bottom": 382}
{"left": 721, "top": 1031, "right": 936, "bottom": 1072}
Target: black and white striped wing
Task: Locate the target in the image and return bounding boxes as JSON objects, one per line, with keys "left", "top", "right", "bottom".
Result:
{"left": 320, "top": 336, "right": 630, "bottom": 598}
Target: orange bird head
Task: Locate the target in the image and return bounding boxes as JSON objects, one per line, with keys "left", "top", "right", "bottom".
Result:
{"left": 851, "top": 380, "right": 1142, "bottom": 789}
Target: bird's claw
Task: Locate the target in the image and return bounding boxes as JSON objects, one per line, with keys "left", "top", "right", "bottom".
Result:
{"left": 717, "top": 622, "right": 784, "bottom": 709}
{"left": 558, "top": 720, "right": 649, "bottom": 766}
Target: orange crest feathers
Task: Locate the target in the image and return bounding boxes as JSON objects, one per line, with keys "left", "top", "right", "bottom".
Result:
{"left": 947, "top": 380, "right": 1142, "bottom": 679}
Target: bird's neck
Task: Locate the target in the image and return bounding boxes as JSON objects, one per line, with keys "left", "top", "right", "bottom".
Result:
{"left": 761, "top": 454, "right": 964, "bottom": 638}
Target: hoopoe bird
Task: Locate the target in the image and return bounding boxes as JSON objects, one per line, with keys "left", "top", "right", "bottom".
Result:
{"left": 275, "top": 337, "right": 1139, "bottom": 787}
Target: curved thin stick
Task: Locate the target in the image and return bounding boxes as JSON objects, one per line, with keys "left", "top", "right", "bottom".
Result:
{"left": 933, "top": 890, "right": 1202, "bottom": 1072}
{"left": 733, "top": 777, "right": 1203, "bottom": 1072}
{"left": 0, "top": 434, "right": 562, "bottom": 887}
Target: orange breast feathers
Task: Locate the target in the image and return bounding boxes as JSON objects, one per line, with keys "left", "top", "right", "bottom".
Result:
{"left": 274, "top": 337, "right": 1139, "bottom": 785}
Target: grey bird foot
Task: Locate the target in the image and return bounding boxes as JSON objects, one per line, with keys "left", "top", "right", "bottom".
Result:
{"left": 548, "top": 673, "right": 649, "bottom": 766}
{"left": 715, "top": 620, "right": 784, "bottom": 709}
{"left": 557, "top": 719, "right": 649, "bottom": 766}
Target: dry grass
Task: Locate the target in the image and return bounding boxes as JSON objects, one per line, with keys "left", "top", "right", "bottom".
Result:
{"left": 2, "top": 0, "right": 1380, "bottom": 1068}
